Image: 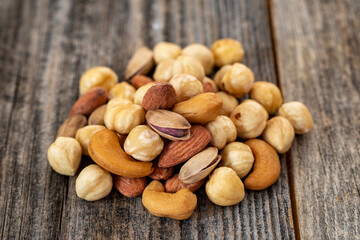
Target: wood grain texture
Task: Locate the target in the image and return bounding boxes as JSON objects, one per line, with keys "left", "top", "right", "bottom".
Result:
{"left": 271, "top": 0, "right": 360, "bottom": 239}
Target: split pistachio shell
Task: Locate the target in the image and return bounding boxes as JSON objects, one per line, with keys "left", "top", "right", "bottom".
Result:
{"left": 146, "top": 109, "right": 191, "bottom": 141}
{"left": 179, "top": 147, "right": 221, "bottom": 184}
{"left": 125, "top": 46, "right": 154, "bottom": 80}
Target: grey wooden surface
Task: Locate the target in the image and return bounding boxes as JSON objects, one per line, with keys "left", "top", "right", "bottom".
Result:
{"left": 0, "top": 0, "right": 358, "bottom": 239}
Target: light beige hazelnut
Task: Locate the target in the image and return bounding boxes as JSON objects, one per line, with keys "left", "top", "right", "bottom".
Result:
{"left": 214, "top": 65, "right": 232, "bottom": 90}
{"left": 230, "top": 99, "right": 269, "bottom": 139}
{"left": 211, "top": 39, "right": 244, "bottom": 67}
{"left": 220, "top": 142, "right": 254, "bottom": 178}
{"left": 216, "top": 92, "right": 238, "bottom": 116}
{"left": 202, "top": 77, "right": 218, "bottom": 93}
{"left": 47, "top": 137, "right": 82, "bottom": 176}
{"left": 75, "top": 125, "right": 106, "bottom": 155}
{"left": 278, "top": 101, "right": 313, "bottom": 134}
{"left": 108, "top": 82, "right": 136, "bottom": 101}
{"left": 172, "top": 56, "right": 205, "bottom": 82}
{"left": 205, "top": 167, "right": 245, "bottom": 206}
{"left": 153, "top": 42, "right": 182, "bottom": 64}
{"left": 206, "top": 116, "right": 237, "bottom": 150}
{"left": 262, "top": 116, "right": 295, "bottom": 153}
{"left": 75, "top": 164, "right": 113, "bottom": 201}
{"left": 153, "top": 59, "right": 175, "bottom": 82}
{"left": 124, "top": 125, "right": 164, "bottom": 162}
{"left": 250, "top": 81, "right": 283, "bottom": 114}
{"left": 134, "top": 83, "right": 155, "bottom": 105}
{"left": 182, "top": 44, "right": 215, "bottom": 75}
{"left": 104, "top": 98, "right": 145, "bottom": 134}
{"left": 79, "top": 66, "right": 118, "bottom": 95}
{"left": 169, "top": 74, "right": 203, "bottom": 102}
{"left": 221, "top": 63, "right": 254, "bottom": 98}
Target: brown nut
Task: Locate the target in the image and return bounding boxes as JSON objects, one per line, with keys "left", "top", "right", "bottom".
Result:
{"left": 146, "top": 109, "right": 191, "bottom": 141}
{"left": 216, "top": 92, "right": 239, "bottom": 117}
{"left": 69, "top": 87, "right": 108, "bottom": 117}
{"left": 75, "top": 125, "right": 106, "bottom": 155}
{"left": 230, "top": 99, "right": 269, "bottom": 139}
{"left": 149, "top": 161, "right": 174, "bottom": 181}
{"left": 262, "top": 116, "right": 295, "bottom": 154}
{"left": 142, "top": 83, "right": 177, "bottom": 110}
{"left": 172, "top": 92, "right": 223, "bottom": 124}
{"left": 153, "top": 42, "right": 182, "bottom": 64}
{"left": 278, "top": 101, "right": 313, "bottom": 134}
{"left": 113, "top": 175, "right": 147, "bottom": 197}
{"left": 244, "top": 139, "right": 280, "bottom": 190}
{"left": 165, "top": 173, "right": 205, "bottom": 193}
{"left": 182, "top": 44, "right": 215, "bottom": 75}
{"left": 134, "top": 83, "right": 155, "bottom": 106}
{"left": 108, "top": 82, "right": 136, "bottom": 101}
{"left": 79, "top": 66, "right": 118, "bottom": 95}
{"left": 88, "top": 129, "right": 153, "bottom": 177}
{"left": 211, "top": 39, "right": 244, "bottom": 67}
{"left": 202, "top": 77, "right": 218, "bottom": 93}
{"left": 142, "top": 180, "right": 197, "bottom": 220}
{"left": 125, "top": 46, "right": 154, "bottom": 80}
{"left": 250, "top": 81, "right": 283, "bottom": 114}
{"left": 205, "top": 116, "right": 237, "bottom": 150}
{"left": 221, "top": 63, "right": 254, "bottom": 98}
{"left": 214, "top": 65, "right": 232, "bottom": 90}
{"left": 158, "top": 125, "right": 211, "bottom": 168}
{"left": 153, "top": 59, "right": 175, "bottom": 82}
{"left": 131, "top": 75, "right": 154, "bottom": 89}
{"left": 169, "top": 74, "right": 203, "bottom": 102}
{"left": 172, "top": 56, "right": 205, "bottom": 82}
{"left": 88, "top": 104, "right": 107, "bottom": 125}
{"left": 57, "top": 114, "right": 87, "bottom": 138}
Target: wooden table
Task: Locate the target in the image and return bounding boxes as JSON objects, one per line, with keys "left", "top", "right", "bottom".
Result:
{"left": 0, "top": 0, "right": 359, "bottom": 239}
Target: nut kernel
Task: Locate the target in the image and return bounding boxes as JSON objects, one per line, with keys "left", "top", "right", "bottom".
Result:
{"left": 221, "top": 63, "right": 254, "bottom": 98}
{"left": 172, "top": 56, "right": 205, "bottom": 82}
{"left": 75, "top": 125, "right": 106, "bottom": 155}
{"left": 214, "top": 65, "right": 232, "bottom": 90}
{"left": 109, "top": 82, "right": 136, "bottom": 101}
{"left": 202, "top": 77, "right": 218, "bottom": 93}
{"left": 134, "top": 83, "right": 155, "bottom": 106}
{"left": 182, "top": 44, "right": 215, "bottom": 75}
{"left": 169, "top": 74, "right": 203, "bottom": 102}
{"left": 216, "top": 92, "right": 238, "bottom": 117}
{"left": 153, "top": 59, "right": 175, "bottom": 82}
{"left": 153, "top": 42, "right": 182, "bottom": 64}
{"left": 211, "top": 39, "right": 244, "bottom": 67}
{"left": 250, "top": 81, "right": 283, "bottom": 114}
{"left": 79, "top": 66, "right": 118, "bottom": 95}
{"left": 88, "top": 104, "right": 107, "bottom": 125}
{"left": 205, "top": 116, "right": 237, "bottom": 150}
{"left": 278, "top": 101, "right": 313, "bottom": 134}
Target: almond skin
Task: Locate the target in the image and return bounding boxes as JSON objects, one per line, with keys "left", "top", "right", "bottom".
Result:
{"left": 165, "top": 173, "right": 205, "bottom": 193}
{"left": 148, "top": 161, "right": 174, "bottom": 181}
{"left": 113, "top": 175, "right": 147, "bottom": 197}
{"left": 131, "top": 75, "right": 154, "bottom": 89}
{"left": 142, "top": 83, "right": 177, "bottom": 111}
{"left": 69, "top": 87, "right": 108, "bottom": 117}
{"left": 158, "top": 125, "right": 211, "bottom": 168}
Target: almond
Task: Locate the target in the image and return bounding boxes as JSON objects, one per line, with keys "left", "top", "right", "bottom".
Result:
{"left": 142, "top": 83, "right": 177, "bottom": 111}
{"left": 148, "top": 161, "right": 174, "bottom": 181}
{"left": 165, "top": 173, "right": 205, "bottom": 193}
{"left": 69, "top": 87, "right": 108, "bottom": 117}
{"left": 158, "top": 125, "right": 211, "bottom": 168}
{"left": 131, "top": 75, "right": 154, "bottom": 89}
{"left": 113, "top": 175, "right": 147, "bottom": 197}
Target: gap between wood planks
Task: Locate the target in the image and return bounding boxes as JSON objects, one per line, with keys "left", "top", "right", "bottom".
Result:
{"left": 267, "top": 0, "right": 301, "bottom": 239}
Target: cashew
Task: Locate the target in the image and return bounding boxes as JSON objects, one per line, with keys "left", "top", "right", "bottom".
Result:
{"left": 244, "top": 139, "right": 280, "bottom": 190}
{"left": 88, "top": 129, "right": 153, "bottom": 177}
{"left": 142, "top": 180, "right": 197, "bottom": 220}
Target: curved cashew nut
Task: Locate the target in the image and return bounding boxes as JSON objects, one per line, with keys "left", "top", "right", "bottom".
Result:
{"left": 244, "top": 139, "right": 280, "bottom": 190}
{"left": 142, "top": 180, "right": 197, "bottom": 220}
{"left": 89, "top": 129, "right": 153, "bottom": 177}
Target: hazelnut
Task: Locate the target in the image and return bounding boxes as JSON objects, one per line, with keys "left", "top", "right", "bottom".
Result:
{"left": 262, "top": 116, "right": 295, "bottom": 154}
{"left": 47, "top": 137, "right": 82, "bottom": 176}
{"left": 182, "top": 44, "right": 215, "bottom": 75}
{"left": 211, "top": 39, "right": 244, "bottom": 67}
{"left": 153, "top": 42, "right": 182, "bottom": 64}
{"left": 153, "top": 59, "right": 175, "bottom": 82}
{"left": 79, "top": 66, "right": 118, "bottom": 95}
{"left": 75, "top": 164, "right": 113, "bottom": 201}
{"left": 134, "top": 83, "right": 155, "bottom": 106}
{"left": 202, "top": 77, "right": 218, "bottom": 93}
{"left": 230, "top": 99, "right": 269, "bottom": 139}
{"left": 172, "top": 56, "right": 205, "bottom": 82}
{"left": 108, "top": 82, "right": 136, "bottom": 101}
{"left": 220, "top": 142, "right": 254, "bottom": 178}
{"left": 104, "top": 98, "right": 145, "bottom": 134}
{"left": 205, "top": 167, "right": 245, "bottom": 206}
{"left": 250, "top": 81, "right": 283, "bottom": 114}
{"left": 205, "top": 116, "right": 237, "bottom": 150}
{"left": 75, "top": 125, "right": 106, "bottom": 155}
{"left": 278, "top": 101, "right": 313, "bottom": 134}
{"left": 216, "top": 92, "right": 238, "bottom": 117}
{"left": 124, "top": 125, "right": 164, "bottom": 162}
{"left": 169, "top": 74, "right": 203, "bottom": 102}
{"left": 221, "top": 63, "right": 254, "bottom": 98}
{"left": 214, "top": 65, "right": 232, "bottom": 90}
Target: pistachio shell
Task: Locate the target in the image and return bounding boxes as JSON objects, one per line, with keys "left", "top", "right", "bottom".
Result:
{"left": 125, "top": 47, "right": 154, "bottom": 80}
{"left": 146, "top": 109, "right": 191, "bottom": 141}
{"left": 179, "top": 147, "right": 221, "bottom": 184}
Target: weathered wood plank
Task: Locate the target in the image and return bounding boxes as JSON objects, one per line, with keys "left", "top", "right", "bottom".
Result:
{"left": 271, "top": 0, "right": 360, "bottom": 239}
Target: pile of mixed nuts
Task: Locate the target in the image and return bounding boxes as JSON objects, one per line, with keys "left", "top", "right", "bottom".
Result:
{"left": 47, "top": 39, "right": 313, "bottom": 220}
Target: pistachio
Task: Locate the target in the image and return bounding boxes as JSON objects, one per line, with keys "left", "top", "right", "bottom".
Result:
{"left": 125, "top": 46, "right": 154, "bottom": 80}
{"left": 179, "top": 147, "right": 221, "bottom": 184}
{"left": 146, "top": 109, "right": 191, "bottom": 141}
